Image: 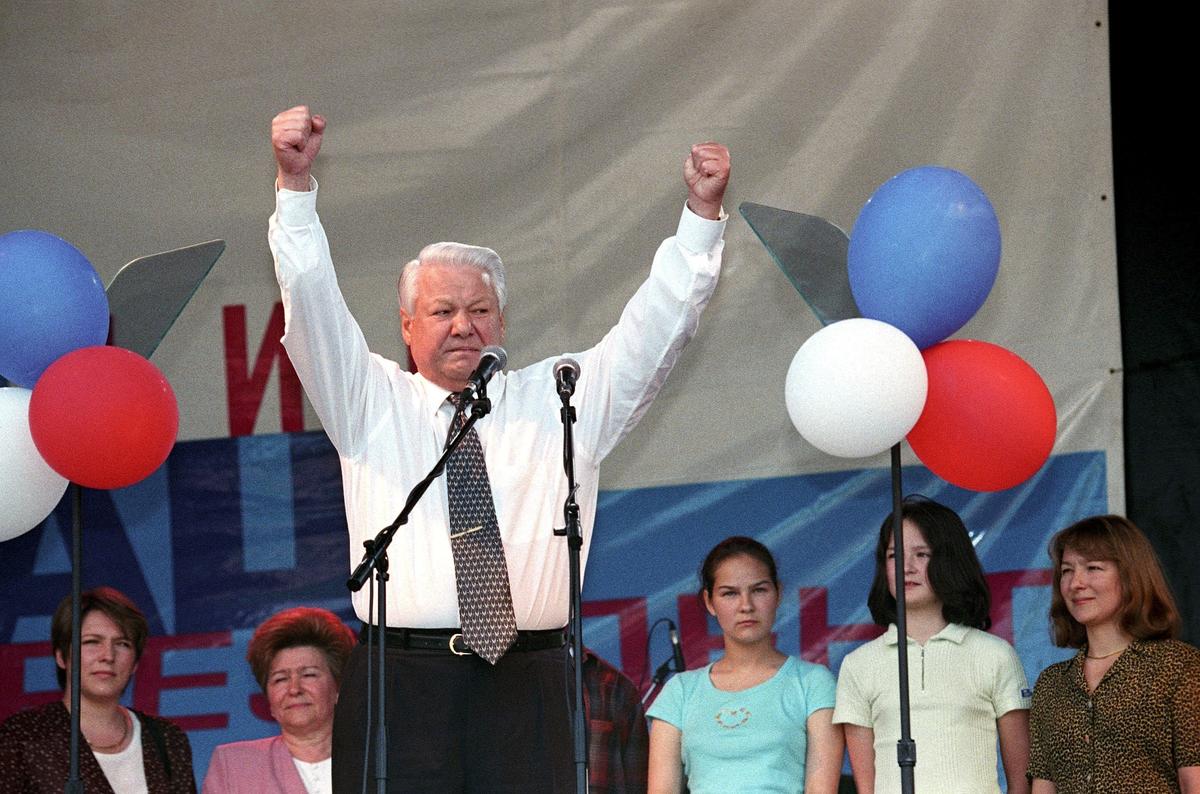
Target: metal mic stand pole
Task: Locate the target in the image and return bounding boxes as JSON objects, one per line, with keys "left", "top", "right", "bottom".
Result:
{"left": 65, "top": 484, "right": 83, "bottom": 794}
{"left": 553, "top": 388, "right": 587, "bottom": 793}
{"left": 890, "top": 444, "right": 915, "bottom": 794}
{"left": 357, "top": 536, "right": 388, "bottom": 794}
{"left": 347, "top": 389, "right": 491, "bottom": 794}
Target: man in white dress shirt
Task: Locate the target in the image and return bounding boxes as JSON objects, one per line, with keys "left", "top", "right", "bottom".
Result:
{"left": 268, "top": 105, "right": 729, "bottom": 792}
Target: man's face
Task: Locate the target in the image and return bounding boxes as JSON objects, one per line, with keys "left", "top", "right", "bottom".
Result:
{"left": 400, "top": 262, "right": 504, "bottom": 392}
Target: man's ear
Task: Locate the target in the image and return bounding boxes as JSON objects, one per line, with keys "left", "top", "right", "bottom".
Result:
{"left": 400, "top": 309, "right": 413, "bottom": 346}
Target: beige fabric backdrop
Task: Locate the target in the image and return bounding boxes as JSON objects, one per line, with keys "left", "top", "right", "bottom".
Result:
{"left": 0, "top": 0, "right": 1121, "bottom": 504}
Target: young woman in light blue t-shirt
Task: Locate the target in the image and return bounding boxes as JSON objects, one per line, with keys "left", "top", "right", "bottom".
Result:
{"left": 646, "top": 536, "right": 843, "bottom": 794}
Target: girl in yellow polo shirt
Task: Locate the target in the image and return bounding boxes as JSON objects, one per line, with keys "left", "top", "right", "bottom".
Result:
{"left": 833, "top": 496, "right": 1031, "bottom": 794}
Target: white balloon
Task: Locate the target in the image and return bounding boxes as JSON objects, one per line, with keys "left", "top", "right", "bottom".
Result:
{"left": 785, "top": 319, "right": 928, "bottom": 458}
{"left": 1, "top": 387, "right": 69, "bottom": 541}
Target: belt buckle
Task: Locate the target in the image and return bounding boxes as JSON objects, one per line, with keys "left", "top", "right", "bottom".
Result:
{"left": 448, "top": 632, "right": 470, "bottom": 656}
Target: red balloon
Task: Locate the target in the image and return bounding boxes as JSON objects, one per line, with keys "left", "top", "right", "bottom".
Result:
{"left": 29, "top": 346, "right": 178, "bottom": 489}
{"left": 906, "top": 340, "right": 1056, "bottom": 492}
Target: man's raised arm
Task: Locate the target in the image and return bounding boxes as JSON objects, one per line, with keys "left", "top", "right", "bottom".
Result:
{"left": 268, "top": 105, "right": 385, "bottom": 457}
{"left": 568, "top": 141, "right": 730, "bottom": 464}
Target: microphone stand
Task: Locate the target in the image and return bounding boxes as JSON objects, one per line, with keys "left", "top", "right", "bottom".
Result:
{"left": 65, "top": 484, "right": 83, "bottom": 794}
{"left": 640, "top": 618, "right": 683, "bottom": 706}
{"left": 552, "top": 384, "right": 587, "bottom": 793}
{"left": 890, "top": 443, "right": 916, "bottom": 794}
{"left": 346, "top": 387, "right": 492, "bottom": 794}
{"left": 640, "top": 659, "right": 674, "bottom": 707}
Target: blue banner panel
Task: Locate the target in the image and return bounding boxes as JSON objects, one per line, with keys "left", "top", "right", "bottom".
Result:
{"left": 0, "top": 431, "right": 1106, "bottom": 786}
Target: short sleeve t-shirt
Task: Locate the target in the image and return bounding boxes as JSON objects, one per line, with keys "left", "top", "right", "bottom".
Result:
{"left": 647, "top": 655, "right": 836, "bottom": 793}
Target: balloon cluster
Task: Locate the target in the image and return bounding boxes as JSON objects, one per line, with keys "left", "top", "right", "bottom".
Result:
{"left": 785, "top": 167, "right": 1056, "bottom": 491}
{"left": 1, "top": 230, "right": 179, "bottom": 542}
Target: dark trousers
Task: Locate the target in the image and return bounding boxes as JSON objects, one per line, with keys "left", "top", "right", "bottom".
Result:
{"left": 332, "top": 637, "right": 574, "bottom": 793}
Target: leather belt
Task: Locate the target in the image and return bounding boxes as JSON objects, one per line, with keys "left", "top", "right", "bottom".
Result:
{"left": 358, "top": 625, "right": 566, "bottom": 656}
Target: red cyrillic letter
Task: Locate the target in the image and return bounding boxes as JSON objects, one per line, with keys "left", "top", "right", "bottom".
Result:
{"left": 223, "top": 303, "right": 303, "bottom": 436}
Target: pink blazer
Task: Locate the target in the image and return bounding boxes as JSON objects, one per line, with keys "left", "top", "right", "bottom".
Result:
{"left": 201, "top": 735, "right": 312, "bottom": 794}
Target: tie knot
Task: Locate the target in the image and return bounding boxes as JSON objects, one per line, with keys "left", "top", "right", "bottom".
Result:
{"left": 446, "top": 392, "right": 471, "bottom": 436}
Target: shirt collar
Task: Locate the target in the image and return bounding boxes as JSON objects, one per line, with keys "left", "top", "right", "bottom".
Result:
{"left": 411, "top": 372, "right": 453, "bottom": 420}
{"left": 411, "top": 370, "right": 507, "bottom": 420}
{"left": 883, "top": 622, "right": 970, "bottom": 646}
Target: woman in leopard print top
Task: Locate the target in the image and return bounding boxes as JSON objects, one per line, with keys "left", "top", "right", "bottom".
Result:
{"left": 1028, "top": 515, "right": 1200, "bottom": 793}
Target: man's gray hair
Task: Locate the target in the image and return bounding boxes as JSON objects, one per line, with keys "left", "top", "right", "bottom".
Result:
{"left": 397, "top": 242, "right": 507, "bottom": 314}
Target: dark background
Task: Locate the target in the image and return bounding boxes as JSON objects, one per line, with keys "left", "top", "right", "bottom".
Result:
{"left": 1111, "top": 4, "right": 1200, "bottom": 643}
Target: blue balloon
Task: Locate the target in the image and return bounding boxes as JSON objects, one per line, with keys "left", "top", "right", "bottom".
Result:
{"left": 0, "top": 230, "right": 110, "bottom": 387}
{"left": 847, "top": 166, "right": 1000, "bottom": 350}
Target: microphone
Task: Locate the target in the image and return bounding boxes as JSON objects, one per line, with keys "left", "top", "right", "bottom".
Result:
{"left": 554, "top": 357, "right": 580, "bottom": 399}
{"left": 644, "top": 619, "right": 686, "bottom": 702}
{"left": 669, "top": 622, "right": 687, "bottom": 673}
{"left": 466, "top": 345, "right": 507, "bottom": 395}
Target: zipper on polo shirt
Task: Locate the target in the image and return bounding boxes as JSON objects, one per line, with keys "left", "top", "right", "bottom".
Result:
{"left": 921, "top": 647, "right": 926, "bottom": 690}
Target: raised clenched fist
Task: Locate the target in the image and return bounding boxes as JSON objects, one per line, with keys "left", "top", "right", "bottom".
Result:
{"left": 271, "top": 105, "right": 326, "bottom": 191}
{"left": 683, "top": 143, "right": 731, "bottom": 221}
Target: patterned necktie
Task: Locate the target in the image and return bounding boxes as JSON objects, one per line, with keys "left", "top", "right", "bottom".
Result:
{"left": 444, "top": 393, "right": 518, "bottom": 664}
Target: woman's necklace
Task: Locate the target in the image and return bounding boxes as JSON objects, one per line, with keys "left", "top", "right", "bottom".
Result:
{"left": 87, "top": 710, "right": 129, "bottom": 752}
{"left": 1085, "top": 645, "right": 1128, "bottom": 660}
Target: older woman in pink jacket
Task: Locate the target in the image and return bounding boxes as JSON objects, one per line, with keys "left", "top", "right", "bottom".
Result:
{"left": 203, "top": 608, "right": 355, "bottom": 794}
